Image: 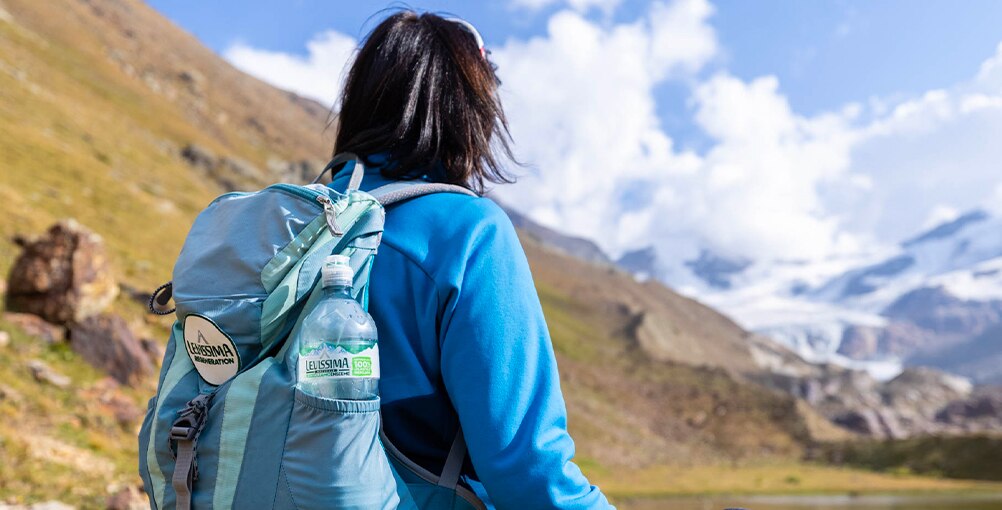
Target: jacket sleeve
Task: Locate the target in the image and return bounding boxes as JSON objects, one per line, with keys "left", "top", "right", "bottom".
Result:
{"left": 437, "top": 199, "right": 613, "bottom": 510}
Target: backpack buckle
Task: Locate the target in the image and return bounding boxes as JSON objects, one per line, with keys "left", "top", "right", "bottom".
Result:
{"left": 167, "top": 393, "right": 213, "bottom": 461}
{"left": 170, "top": 425, "right": 197, "bottom": 442}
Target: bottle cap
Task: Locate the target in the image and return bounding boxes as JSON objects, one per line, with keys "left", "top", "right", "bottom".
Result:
{"left": 322, "top": 254, "right": 353, "bottom": 288}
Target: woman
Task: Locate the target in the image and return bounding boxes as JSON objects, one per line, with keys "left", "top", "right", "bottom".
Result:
{"left": 326, "top": 10, "right": 613, "bottom": 510}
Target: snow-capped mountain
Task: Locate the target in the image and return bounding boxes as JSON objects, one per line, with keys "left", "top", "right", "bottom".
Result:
{"left": 618, "top": 209, "right": 1002, "bottom": 382}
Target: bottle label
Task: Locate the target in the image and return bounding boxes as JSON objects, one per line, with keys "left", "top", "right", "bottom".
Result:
{"left": 299, "top": 343, "right": 380, "bottom": 380}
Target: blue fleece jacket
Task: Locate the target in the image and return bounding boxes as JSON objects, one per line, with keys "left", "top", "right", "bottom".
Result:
{"left": 328, "top": 161, "right": 612, "bottom": 510}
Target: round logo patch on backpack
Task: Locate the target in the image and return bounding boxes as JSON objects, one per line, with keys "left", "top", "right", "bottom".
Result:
{"left": 183, "top": 314, "right": 240, "bottom": 385}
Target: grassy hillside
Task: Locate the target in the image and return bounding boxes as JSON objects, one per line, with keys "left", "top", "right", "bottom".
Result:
{"left": 2, "top": 0, "right": 1000, "bottom": 507}
{"left": 524, "top": 235, "right": 814, "bottom": 468}
{"left": 0, "top": 301, "right": 156, "bottom": 506}
{"left": 0, "top": 0, "right": 330, "bottom": 286}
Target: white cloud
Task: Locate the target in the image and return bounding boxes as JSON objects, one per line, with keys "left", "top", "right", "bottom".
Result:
{"left": 219, "top": 2, "right": 1002, "bottom": 290}
{"left": 841, "top": 43, "right": 1002, "bottom": 241}
{"left": 497, "top": 7, "right": 1002, "bottom": 272}
{"left": 492, "top": 0, "right": 860, "bottom": 264}
{"left": 649, "top": 0, "right": 717, "bottom": 74}
{"left": 491, "top": 0, "right": 716, "bottom": 254}
{"left": 223, "top": 30, "right": 357, "bottom": 106}
{"left": 679, "top": 73, "right": 862, "bottom": 260}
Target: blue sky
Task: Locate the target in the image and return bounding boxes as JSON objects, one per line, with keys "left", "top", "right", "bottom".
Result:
{"left": 149, "top": 0, "right": 1002, "bottom": 271}
{"left": 152, "top": 1, "right": 1002, "bottom": 147}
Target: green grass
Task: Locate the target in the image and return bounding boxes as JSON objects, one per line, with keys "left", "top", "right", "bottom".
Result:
{"left": 0, "top": 302, "right": 155, "bottom": 507}
{"left": 537, "top": 281, "right": 616, "bottom": 364}
{"left": 0, "top": 15, "right": 288, "bottom": 289}
{"left": 595, "top": 462, "right": 1002, "bottom": 499}
{"left": 816, "top": 435, "right": 1002, "bottom": 481}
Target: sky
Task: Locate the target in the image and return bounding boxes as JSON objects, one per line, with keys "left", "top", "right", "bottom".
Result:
{"left": 150, "top": 0, "right": 1002, "bottom": 270}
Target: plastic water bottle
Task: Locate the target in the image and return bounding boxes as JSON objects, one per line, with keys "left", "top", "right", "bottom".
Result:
{"left": 296, "top": 255, "right": 379, "bottom": 400}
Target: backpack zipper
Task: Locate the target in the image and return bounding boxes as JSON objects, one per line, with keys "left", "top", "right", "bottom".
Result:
{"left": 315, "top": 194, "right": 344, "bottom": 236}
{"left": 268, "top": 184, "right": 344, "bottom": 236}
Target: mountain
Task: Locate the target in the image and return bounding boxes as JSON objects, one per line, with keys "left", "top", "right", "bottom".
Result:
{"left": 615, "top": 208, "right": 1002, "bottom": 384}
{"left": 912, "top": 322, "right": 1002, "bottom": 386}
{"left": 616, "top": 246, "right": 659, "bottom": 280}
{"left": 501, "top": 200, "right": 1002, "bottom": 445}
{"left": 804, "top": 210, "right": 1002, "bottom": 382}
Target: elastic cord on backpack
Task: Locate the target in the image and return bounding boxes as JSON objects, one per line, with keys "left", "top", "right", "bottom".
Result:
{"left": 149, "top": 281, "right": 176, "bottom": 315}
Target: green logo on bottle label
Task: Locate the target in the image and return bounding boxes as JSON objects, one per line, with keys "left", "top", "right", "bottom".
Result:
{"left": 352, "top": 356, "right": 372, "bottom": 376}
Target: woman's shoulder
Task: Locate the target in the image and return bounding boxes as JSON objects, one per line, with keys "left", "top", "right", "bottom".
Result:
{"left": 388, "top": 190, "right": 514, "bottom": 238}
{"left": 380, "top": 191, "right": 520, "bottom": 273}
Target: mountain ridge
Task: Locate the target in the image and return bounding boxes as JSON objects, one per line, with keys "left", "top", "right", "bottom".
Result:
{"left": 614, "top": 204, "right": 1002, "bottom": 385}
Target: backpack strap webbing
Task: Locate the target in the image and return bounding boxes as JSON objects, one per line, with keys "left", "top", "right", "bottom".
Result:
{"left": 438, "top": 427, "right": 467, "bottom": 489}
{"left": 380, "top": 427, "right": 484, "bottom": 509}
{"left": 370, "top": 181, "right": 478, "bottom": 206}
{"left": 313, "top": 152, "right": 366, "bottom": 190}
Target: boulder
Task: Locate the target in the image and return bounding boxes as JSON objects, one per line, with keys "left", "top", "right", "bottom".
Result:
{"left": 0, "top": 330, "right": 8, "bottom": 348}
{"left": 180, "top": 143, "right": 216, "bottom": 172}
{"left": 81, "top": 378, "right": 142, "bottom": 429}
{"left": 107, "top": 485, "right": 147, "bottom": 510}
{"left": 6, "top": 220, "right": 118, "bottom": 325}
{"left": 140, "top": 337, "right": 165, "bottom": 366}
{"left": 0, "top": 383, "right": 22, "bottom": 405}
{"left": 69, "top": 313, "right": 152, "bottom": 386}
{"left": 3, "top": 312, "right": 65, "bottom": 344}
{"left": 28, "top": 360, "right": 71, "bottom": 388}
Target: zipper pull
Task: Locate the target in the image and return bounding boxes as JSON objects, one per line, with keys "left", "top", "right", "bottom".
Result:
{"left": 317, "top": 195, "right": 343, "bottom": 236}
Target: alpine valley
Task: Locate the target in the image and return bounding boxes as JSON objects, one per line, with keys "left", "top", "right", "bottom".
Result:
{"left": 1, "top": 0, "right": 1001, "bottom": 508}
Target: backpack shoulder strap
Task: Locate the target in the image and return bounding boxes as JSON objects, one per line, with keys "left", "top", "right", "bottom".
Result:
{"left": 370, "top": 179, "right": 482, "bottom": 507}
{"left": 369, "top": 180, "right": 477, "bottom": 206}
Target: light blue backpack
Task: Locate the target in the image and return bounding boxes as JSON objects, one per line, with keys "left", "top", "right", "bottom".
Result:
{"left": 139, "top": 154, "right": 486, "bottom": 510}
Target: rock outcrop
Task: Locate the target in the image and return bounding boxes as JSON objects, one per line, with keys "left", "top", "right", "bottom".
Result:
{"left": 750, "top": 335, "right": 1000, "bottom": 438}
{"left": 2, "top": 312, "right": 66, "bottom": 344}
{"left": 936, "top": 387, "right": 1002, "bottom": 432}
{"left": 6, "top": 220, "right": 118, "bottom": 325}
{"left": 6, "top": 220, "right": 156, "bottom": 386}
{"left": 28, "top": 360, "right": 71, "bottom": 388}
{"left": 180, "top": 143, "right": 266, "bottom": 191}
{"left": 838, "top": 321, "right": 933, "bottom": 359}
{"left": 107, "top": 485, "right": 147, "bottom": 510}
{"left": 69, "top": 314, "right": 153, "bottom": 385}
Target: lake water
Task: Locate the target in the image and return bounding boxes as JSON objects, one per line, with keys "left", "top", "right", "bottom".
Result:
{"left": 616, "top": 493, "right": 1002, "bottom": 510}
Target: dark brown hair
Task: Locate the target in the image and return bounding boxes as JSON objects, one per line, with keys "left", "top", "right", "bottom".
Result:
{"left": 333, "top": 11, "right": 515, "bottom": 193}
